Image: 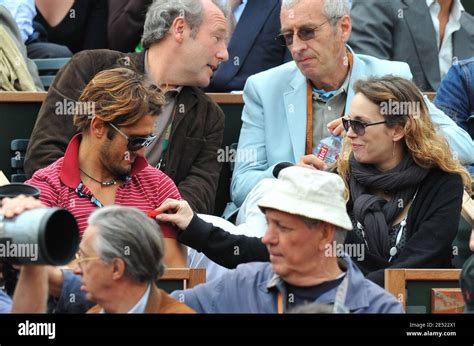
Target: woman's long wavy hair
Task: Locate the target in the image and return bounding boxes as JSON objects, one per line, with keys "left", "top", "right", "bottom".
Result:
{"left": 336, "top": 75, "right": 472, "bottom": 195}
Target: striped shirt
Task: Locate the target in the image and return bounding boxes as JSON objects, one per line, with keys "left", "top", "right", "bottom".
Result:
{"left": 26, "top": 134, "right": 180, "bottom": 238}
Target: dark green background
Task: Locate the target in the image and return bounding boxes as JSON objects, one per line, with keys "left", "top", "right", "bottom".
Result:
{"left": 462, "top": 0, "right": 474, "bottom": 15}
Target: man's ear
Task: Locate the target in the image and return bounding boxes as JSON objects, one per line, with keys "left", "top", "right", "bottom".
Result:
{"left": 319, "top": 222, "right": 336, "bottom": 251}
{"left": 90, "top": 117, "right": 107, "bottom": 139}
{"left": 339, "top": 15, "right": 352, "bottom": 43}
{"left": 111, "top": 258, "right": 126, "bottom": 281}
{"left": 170, "top": 15, "right": 187, "bottom": 43}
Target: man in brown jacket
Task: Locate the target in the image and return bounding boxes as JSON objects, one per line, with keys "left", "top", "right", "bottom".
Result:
{"left": 24, "top": 0, "right": 229, "bottom": 214}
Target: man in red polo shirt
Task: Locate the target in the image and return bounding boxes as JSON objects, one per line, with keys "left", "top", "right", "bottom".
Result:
{"left": 26, "top": 67, "right": 186, "bottom": 267}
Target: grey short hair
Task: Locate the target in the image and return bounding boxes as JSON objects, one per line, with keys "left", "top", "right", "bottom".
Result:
{"left": 282, "top": 0, "right": 350, "bottom": 21}
{"left": 301, "top": 216, "right": 321, "bottom": 230}
{"left": 142, "top": 0, "right": 228, "bottom": 49}
{"left": 333, "top": 227, "right": 348, "bottom": 246}
{"left": 88, "top": 206, "right": 165, "bottom": 283}
{"left": 300, "top": 216, "right": 348, "bottom": 246}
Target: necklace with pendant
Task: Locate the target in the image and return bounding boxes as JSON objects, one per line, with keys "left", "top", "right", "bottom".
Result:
{"left": 79, "top": 169, "right": 117, "bottom": 187}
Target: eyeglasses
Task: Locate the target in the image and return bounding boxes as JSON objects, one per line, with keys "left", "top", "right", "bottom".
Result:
{"left": 276, "top": 18, "right": 338, "bottom": 47}
{"left": 342, "top": 118, "right": 387, "bottom": 136}
{"left": 108, "top": 123, "right": 157, "bottom": 152}
{"left": 75, "top": 252, "right": 100, "bottom": 268}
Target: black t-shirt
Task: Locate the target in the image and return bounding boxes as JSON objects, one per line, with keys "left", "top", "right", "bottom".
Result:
{"left": 35, "top": 0, "right": 108, "bottom": 53}
{"left": 285, "top": 274, "right": 345, "bottom": 309}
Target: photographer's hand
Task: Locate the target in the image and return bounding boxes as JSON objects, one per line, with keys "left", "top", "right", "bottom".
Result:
{"left": 0, "top": 195, "right": 44, "bottom": 218}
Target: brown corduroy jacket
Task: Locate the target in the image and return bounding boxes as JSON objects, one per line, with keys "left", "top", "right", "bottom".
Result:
{"left": 87, "top": 286, "right": 195, "bottom": 314}
{"left": 24, "top": 49, "right": 225, "bottom": 213}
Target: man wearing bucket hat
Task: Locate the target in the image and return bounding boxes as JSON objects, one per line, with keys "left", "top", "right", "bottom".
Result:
{"left": 168, "top": 167, "right": 403, "bottom": 313}
{"left": 49, "top": 166, "right": 403, "bottom": 312}
{"left": 461, "top": 255, "right": 474, "bottom": 313}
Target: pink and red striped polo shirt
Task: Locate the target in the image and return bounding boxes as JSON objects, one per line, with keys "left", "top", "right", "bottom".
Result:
{"left": 26, "top": 134, "right": 180, "bottom": 238}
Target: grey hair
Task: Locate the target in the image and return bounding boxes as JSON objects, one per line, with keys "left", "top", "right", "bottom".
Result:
{"left": 301, "top": 216, "right": 321, "bottom": 230}
{"left": 282, "top": 0, "right": 350, "bottom": 21}
{"left": 88, "top": 206, "right": 166, "bottom": 283}
{"left": 301, "top": 217, "right": 348, "bottom": 246}
{"left": 142, "top": 0, "right": 228, "bottom": 49}
{"left": 333, "top": 227, "right": 348, "bottom": 246}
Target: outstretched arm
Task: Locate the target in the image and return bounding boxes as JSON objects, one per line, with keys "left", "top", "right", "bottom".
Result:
{"left": 155, "top": 199, "right": 269, "bottom": 268}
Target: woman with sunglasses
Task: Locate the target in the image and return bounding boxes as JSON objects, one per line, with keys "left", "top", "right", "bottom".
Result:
{"left": 337, "top": 76, "right": 472, "bottom": 286}
{"left": 128, "top": 75, "right": 472, "bottom": 289}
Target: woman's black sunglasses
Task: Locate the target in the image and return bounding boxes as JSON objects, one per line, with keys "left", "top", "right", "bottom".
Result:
{"left": 341, "top": 118, "right": 387, "bottom": 136}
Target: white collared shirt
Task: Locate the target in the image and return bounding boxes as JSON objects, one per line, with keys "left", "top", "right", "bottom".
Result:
{"left": 100, "top": 284, "right": 152, "bottom": 314}
{"left": 0, "top": 0, "right": 35, "bottom": 42}
{"left": 128, "top": 284, "right": 152, "bottom": 314}
{"left": 233, "top": 0, "right": 248, "bottom": 23}
{"left": 226, "top": 0, "right": 248, "bottom": 23}
{"left": 425, "top": 0, "right": 464, "bottom": 80}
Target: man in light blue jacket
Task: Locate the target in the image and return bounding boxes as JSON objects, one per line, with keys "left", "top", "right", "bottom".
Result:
{"left": 226, "top": 0, "right": 474, "bottom": 215}
{"left": 172, "top": 167, "right": 404, "bottom": 313}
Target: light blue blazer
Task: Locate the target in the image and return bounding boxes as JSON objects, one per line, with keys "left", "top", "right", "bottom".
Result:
{"left": 229, "top": 46, "right": 474, "bottom": 211}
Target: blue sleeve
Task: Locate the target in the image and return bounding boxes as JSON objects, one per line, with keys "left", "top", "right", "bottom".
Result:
{"left": 171, "top": 275, "right": 232, "bottom": 313}
{"left": 427, "top": 96, "right": 474, "bottom": 164}
{"left": 377, "top": 298, "right": 405, "bottom": 313}
{"left": 0, "top": 0, "right": 36, "bottom": 42}
{"left": 435, "top": 64, "right": 473, "bottom": 136}
{"left": 171, "top": 281, "right": 220, "bottom": 314}
{"left": 230, "top": 77, "right": 278, "bottom": 206}
{"left": 364, "top": 281, "right": 405, "bottom": 313}
{"left": 0, "top": 289, "right": 12, "bottom": 313}
{"left": 16, "top": 0, "right": 35, "bottom": 42}
{"left": 54, "top": 270, "right": 95, "bottom": 313}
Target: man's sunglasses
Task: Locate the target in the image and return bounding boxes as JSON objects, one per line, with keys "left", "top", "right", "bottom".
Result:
{"left": 341, "top": 118, "right": 387, "bottom": 136}
{"left": 275, "top": 17, "right": 339, "bottom": 47}
{"left": 108, "top": 123, "right": 157, "bottom": 151}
